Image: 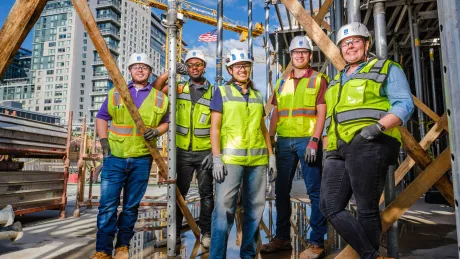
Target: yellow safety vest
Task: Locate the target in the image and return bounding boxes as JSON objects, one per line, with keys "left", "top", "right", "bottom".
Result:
{"left": 324, "top": 58, "right": 402, "bottom": 151}
{"left": 176, "top": 81, "right": 213, "bottom": 151}
{"left": 274, "top": 71, "right": 329, "bottom": 137}
{"left": 107, "top": 87, "right": 168, "bottom": 158}
{"left": 219, "top": 84, "right": 268, "bottom": 166}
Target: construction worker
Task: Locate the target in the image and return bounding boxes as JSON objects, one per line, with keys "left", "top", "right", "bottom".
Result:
{"left": 320, "top": 22, "right": 414, "bottom": 259}
{"left": 262, "top": 35, "right": 328, "bottom": 259}
{"left": 152, "top": 49, "right": 214, "bottom": 248}
{"left": 92, "top": 53, "right": 169, "bottom": 259}
{"left": 209, "top": 48, "right": 277, "bottom": 258}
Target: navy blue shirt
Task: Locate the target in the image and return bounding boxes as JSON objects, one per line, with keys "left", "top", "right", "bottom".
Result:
{"left": 210, "top": 84, "right": 251, "bottom": 113}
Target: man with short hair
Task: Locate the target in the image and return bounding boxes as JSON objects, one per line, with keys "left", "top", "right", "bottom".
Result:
{"left": 261, "top": 36, "right": 329, "bottom": 259}
{"left": 91, "top": 53, "right": 169, "bottom": 259}
{"left": 153, "top": 49, "right": 214, "bottom": 248}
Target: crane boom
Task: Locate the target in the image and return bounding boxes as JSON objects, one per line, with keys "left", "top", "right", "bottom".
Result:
{"left": 130, "top": 0, "right": 263, "bottom": 41}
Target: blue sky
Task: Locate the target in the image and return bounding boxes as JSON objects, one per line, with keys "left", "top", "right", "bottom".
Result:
{"left": 0, "top": 0, "right": 317, "bottom": 97}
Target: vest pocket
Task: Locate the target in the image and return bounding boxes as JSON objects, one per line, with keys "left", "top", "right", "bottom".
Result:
{"left": 303, "top": 88, "right": 317, "bottom": 107}
{"left": 344, "top": 84, "right": 366, "bottom": 105}
{"left": 113, "top": 105, "right": 125, "bottom": 124}
{"left": 198, "top": 107, "right": 211, "bottom": 125}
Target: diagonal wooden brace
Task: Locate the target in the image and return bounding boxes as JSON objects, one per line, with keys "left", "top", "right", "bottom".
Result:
{"left": 72, "top": 0, "right": 200, "bottom": 239}
{"left": 336, "top": 148, "right": 452, "bottom": 258}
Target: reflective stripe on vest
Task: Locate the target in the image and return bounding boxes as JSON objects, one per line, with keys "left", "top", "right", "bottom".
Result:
{"left": 176, "top": 125, "right": 189, "bottom": 135}
{"left": 336, "top": 109, "right": 388, "bottom": 123}
{"left": 222, "top": 86, "right": 262, "bottom": 103}
{"left": 291, "top": 108, "right": 316, "bottom": 117}
{"left": 325, "top": 116, "right": 331, "bottom": 129}
{"left": 194, "top": 128, "right": 210, "bottom": 136}
{"left": 110, "top": 124, "right": 134, "bottom": 136}
{"left": 222, "top": 148, "right": 268, "bottom": 156}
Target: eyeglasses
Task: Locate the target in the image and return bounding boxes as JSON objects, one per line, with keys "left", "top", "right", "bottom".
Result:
{"left": 186, "top": 62, "right": 204, "bottom": 69}
{"left": 131, "top": 65, "right": 150, "bottom": 71}
{"left": 291, "top": 50, "right": 310, "bottom": 56}
{"left": 233, "top": 64, "right": 252, "bottom": 71}
{"left": 340, "top": 37, "right": 363, "bottom": 49}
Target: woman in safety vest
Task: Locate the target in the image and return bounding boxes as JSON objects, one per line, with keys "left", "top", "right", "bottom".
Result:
{"left": 209, "top": 48, "right": 277, "bottom": 258}
{"left": 320, "top": 22, "right": 414, "bottom": 259}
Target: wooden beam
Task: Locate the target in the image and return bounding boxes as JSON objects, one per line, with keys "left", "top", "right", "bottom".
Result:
{"left": 399, "top": 127, "right": 454, "bottom": 206}
{"left": 413, "top": 95, "right": 440, "bottom": 122}
{"left": 314, "top": 0, "right": 333, "bottom": 24}
{"left": 71, "top": 0, "right": 200, "bottom": 239}
{"left": 281, "top": 0, "right": 346, "bottom": 70}
{"left": 0, "top": 0, "right": 48, "bottom": 78}
{"left": 264, "top": 62, "right": 293, "bottom": 116}
{"left": 336, "top": 148, "right": 452, "bottom": 259}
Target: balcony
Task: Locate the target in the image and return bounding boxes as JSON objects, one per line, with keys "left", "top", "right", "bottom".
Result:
{"left": 90, "top": 89, "right": 108, "bottom": 96}
{"left": 100, "top": 28, "right": 120, "bottom": 40}
{"left": 107, "top": 44, "right": 119, "bottom": 54}
{"left": 93, "top": 59, "right": 104, "bottom": 66}
{"left": 95, "top": 15, "right": 121, "bottom": 27}
{"left": 92, "top": 73, "right": 111, "bottom": 80}
{"left": 96, "top": 0, "right": 121, "bottom": 14}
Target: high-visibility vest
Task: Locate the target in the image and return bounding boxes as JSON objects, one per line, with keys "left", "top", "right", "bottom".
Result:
{"left": 107, "top": 87, "right": 168, "bottom": 158}
{"left": 324, "top": 58, "right": 402, "bottom": 151}
{"left": 274, "top": 71, "right": 329, "bottom": 137}
{"left": 176, "top": 81, "right": 213, "bottom": 151}
{"left": 219, "top": 84, "right": 268, "bottom": 166}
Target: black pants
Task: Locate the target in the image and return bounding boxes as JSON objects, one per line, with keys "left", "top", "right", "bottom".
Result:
{"left": 320, "top": 133, "right": 400, "bottom": 259}
{"left": 176, "top": 148, "right": 214, "bottom": 236}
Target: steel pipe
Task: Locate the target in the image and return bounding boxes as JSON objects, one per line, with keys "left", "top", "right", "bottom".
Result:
{"left": 167, "top": 0, "right": 178, "bottom": 255}
{"left": 329, "top": 3, "right": 337, "bottom": 77}
{"left": 265, "top": 1, "right": 270, "bottom": 103}
{"left": 275, "top": 30, "right": 280, "bottom": 81}
{"left": 429, "top": 48, "right": 438, "bottom": 114}
{"left": 347, "top": 0, "right": 361, "bottom": 23}
{"left": 373, "top": 2, "right": 387, "bottom": 59}
{"left": 215, "top": 0, "right": 224, "bottom": 86}
{"left": 408, "top": 5, "right": 426, "bottom": 138}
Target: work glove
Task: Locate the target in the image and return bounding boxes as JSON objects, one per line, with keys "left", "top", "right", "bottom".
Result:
{"left": 267, "top": 154, "right": 277, "bottom": 182}
{"left": 201, "top": 152, "right": 213, "bottom": 171}
{"left": 144, "top": 128, "right": 160, "bottom": 141}
{"left": 176, "top": 62, "right": 189, "bottom": 75}
{"left": 359, "top": 123, "right": 383, "bottom": 140}
{"left": 304, "top": 140, "right": 318, "bottom": 163}
{"left": 212, "top": 155, "right": 227, "bottom": 183}
{"left": 100, "top": 138, "right": 110, "bottom": 157}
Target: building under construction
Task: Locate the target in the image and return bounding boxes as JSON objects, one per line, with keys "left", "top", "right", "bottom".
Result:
{"left": 0, "top": 0, "right": 460, "bottom": 258}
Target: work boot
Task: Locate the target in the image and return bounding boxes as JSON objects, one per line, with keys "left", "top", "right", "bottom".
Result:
{"left": 377, "top": 257, "right": 395, "bottom": 259}
{"left": 91, "top": 251, "right": 112, "bottom": 259}
{"left": 114, "top": 246, "right": 129, "bottom": 259}
{"left": 299, "top": 243, "right": 324, "bottom": 259}
{"left": 201, "top": 233, "right": 211, "bottom": 249}
{"left": 260, "top": 238, "right": 292, "bottom": 253}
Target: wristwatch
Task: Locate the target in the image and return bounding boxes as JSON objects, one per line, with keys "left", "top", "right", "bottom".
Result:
{"left": 376, "top": 122, "right": 386, "bottom": 132}
{"left": 311, "top": 137, "right": 319, "bottom": 143}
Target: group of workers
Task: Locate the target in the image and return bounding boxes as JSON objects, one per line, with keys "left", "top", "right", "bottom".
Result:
{"left": 91, "top": 21, "right": 414, "bottom": 259}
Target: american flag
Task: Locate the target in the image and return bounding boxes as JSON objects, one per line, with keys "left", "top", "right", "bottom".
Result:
{"left": 198, "top": 29, "right": 218, "bottom": 42}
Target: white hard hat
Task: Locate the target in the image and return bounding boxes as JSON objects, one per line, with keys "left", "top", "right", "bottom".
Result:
{"left": 127, "top": 53, "right": 152, "bottom": 69}
{"left": 289, "top": 35, "right": 313, "bottom": 52}
{"left": 336, "top": 22, "right": 372, "bottom": 46}
{"left": 225, "top": 48, "right": 253, "bottom": 67}
{"left": 185, "top": 50, "right": 206, "bottom": 65}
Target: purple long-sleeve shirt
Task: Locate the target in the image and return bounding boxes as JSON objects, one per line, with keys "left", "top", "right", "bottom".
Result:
{"left": 96, "top": 82, "right": 170, "bottom": 123}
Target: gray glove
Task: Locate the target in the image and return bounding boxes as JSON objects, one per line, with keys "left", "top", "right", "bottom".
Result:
{"left": 304, "top": 140, "right": 318, "bottom": 163}
{"left": 201, "top": 153, "right": 213, "bottom": 171}
{"left": 212, "top": 155, "right": 227, "bottom": 183}
{"left": 176, "top": 62, "right": 189, "bottom": 75}
{"left": 100, "top": 138, "right": 110, "bottom": 157}
{"left": 268, "top": 154, "right": 277, "bottom": 182}
{"left": 359, "top": 124, "right": 383, "bottom": 140}
{"left": 144, "top": 128, "right": 160, "bottom": 141}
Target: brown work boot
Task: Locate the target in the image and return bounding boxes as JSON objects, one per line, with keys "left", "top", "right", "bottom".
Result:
{"left": 299, "top": 243, "right": 324, "bottom": 259}
{"left": 91, "top": 252, "right": 112, "bottom": 259}
{"left": 377, "top": 257, "right": 395, "bottom": 259}
{"left": 114, "top": 246, "right": 129, "bottom": 259}
{"left": 260, "top": 238, "right": 292, "bottom": 253}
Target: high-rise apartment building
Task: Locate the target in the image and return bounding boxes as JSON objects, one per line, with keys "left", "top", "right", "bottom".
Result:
{"left": 26, "top": 0, "right": 173, "bottom": 128}
{"left": 1, "top": 48, "right": 32, "bottom": 82}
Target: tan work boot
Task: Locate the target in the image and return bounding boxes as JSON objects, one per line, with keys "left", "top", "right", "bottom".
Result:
{"left": 260, "top": 238, "right": 292, "bottom": 253}
{"left": 299, "top": 243, "right": 324, "bottom": 259}
{"left": 201, "top": 233, "right": 211, "bottom": 249}
{"left": 91, "top": 251, "right": 112, "bottom": 259}
{"left": 114, "top": 246, "right": 129, "bottom": 259}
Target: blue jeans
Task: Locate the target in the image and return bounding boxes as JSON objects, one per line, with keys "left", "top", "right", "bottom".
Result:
{"left": 96, "top": 155, "right": 152, "bottom": 255}
{"left": 210, "top": 164, "right": 267, "bottom": 259}
{"left": 275, "top": 137, "right": 327, "bottom": 247}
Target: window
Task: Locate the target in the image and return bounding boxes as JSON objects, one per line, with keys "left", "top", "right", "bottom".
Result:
{"left": 83, "top": 39, "right": 87, "bottom": 44}
{"left": 81, "top": 68, "right": 86, "bottom": 73}
{"left": 58, "top": 48, "right": 65, "bottom": 53}
{"left": 49, "top": 42, "right": 56, "bottom": 47}
{"left": 81, "top": 83, "right": 85, "bottom": 88}
{"left": 81, "top": 75, "right": 85, "bottom": 80}
{"left": 47, "top": 70, "right": 54, "bottom": 75}
{"left": 82, "top": 61, "right": 86, "bottom": 65}
{"left": 79, "top": 105, "right": 84, "bottom": 109}
{"left": 44, "top": 99, "right": 52, "bottom": 104}
{"left": 44, "top": 106, "right": 51, "bottom": 111}
{"left": 80, "top": 97, "right": 84, "bottom": 102}
{"left": 59, "top": 34, "right": 66, "bottom": 39}
{"left": 80, "top": 90, "right": 84, "bottom": 95}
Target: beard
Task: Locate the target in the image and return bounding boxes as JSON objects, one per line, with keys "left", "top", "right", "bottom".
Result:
{"left": 189, "top": 73, "right": 204, "bottom": 82}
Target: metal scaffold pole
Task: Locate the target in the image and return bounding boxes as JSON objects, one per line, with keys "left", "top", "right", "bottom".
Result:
{"left": 215, "top": 0, "right": 224, "bottom": 87}
{"left": 275, "top": 30, "right": 280, "bottom": 81}
{"left": 374, "top": 3, "right": 398, "bottom": 257}
{"left": 264, "top": 0, "right": 270, "bottom": 103}
{"left": 430, "top": 47, "right": 441, "bottom": 156}
{"left": 329, "top": 2, "right": 337, "bottom": 77}
{"left": 408, "top": 5, "right": 426, "bottom": 138}
{"left": 335, "top": 0, "right": 343, "bottom": 39}
{"left": 166, "top": 0, "right": 178, "bottom": 256}
{"left": 347, "top": 0, "right": 361, "bottom": 23}
{"left": 438, "top": 3, "right": 460, "bottom": 256}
